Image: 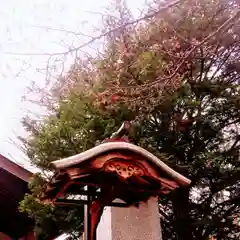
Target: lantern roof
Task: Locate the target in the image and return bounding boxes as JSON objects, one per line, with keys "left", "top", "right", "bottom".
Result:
{"left": 51, "top": 141, "right": 190, "bottom": 186}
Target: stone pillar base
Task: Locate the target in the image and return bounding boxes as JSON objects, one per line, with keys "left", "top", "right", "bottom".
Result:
{"left": 97, "top": 197, "right": 162, "bottom": 240}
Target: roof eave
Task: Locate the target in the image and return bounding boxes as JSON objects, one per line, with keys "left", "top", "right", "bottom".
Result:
{"left": 52, "top": 142, "right": 191, "bottom": 186}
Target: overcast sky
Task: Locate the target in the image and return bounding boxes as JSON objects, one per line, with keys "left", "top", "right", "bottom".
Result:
{"left": 0, "top": 0, "right": 145, "bottom": 171}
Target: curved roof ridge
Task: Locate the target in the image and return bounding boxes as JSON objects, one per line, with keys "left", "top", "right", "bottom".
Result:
{"left": 52, "top": 142, "right": 191, "bottom": 186}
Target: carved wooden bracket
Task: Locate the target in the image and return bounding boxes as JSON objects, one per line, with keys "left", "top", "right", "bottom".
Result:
{"left": 104, "top": 158, "right": 145, "bottom": 178}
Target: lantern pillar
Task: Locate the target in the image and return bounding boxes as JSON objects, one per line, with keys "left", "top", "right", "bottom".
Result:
{"left": 97, "top": 197, "right": 161, "bottom": 240}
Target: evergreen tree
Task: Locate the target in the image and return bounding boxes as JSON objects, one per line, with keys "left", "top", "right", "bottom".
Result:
{"left": 20, "top": 0, "right": 240, "bottom": 239}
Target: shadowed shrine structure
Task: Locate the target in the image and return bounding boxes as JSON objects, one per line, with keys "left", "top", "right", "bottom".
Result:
{"left": 42, "top": 122, "right": 191, "bottom": 240}
{"left": 0, "top": 154, "right": 34, "bottom": 240}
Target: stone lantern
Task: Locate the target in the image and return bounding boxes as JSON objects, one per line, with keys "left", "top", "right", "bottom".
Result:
{"left": 42, "top": 123, "right": 190, "bottom": 240}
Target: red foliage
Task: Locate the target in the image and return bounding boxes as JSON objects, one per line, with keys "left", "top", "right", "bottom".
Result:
{"left": 110, "top": 95, "right": 119, "bottom": 103}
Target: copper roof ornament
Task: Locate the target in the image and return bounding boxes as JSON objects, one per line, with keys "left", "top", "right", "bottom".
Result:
{"left": 41, "top": 121, "right": 191, "bottom": 240}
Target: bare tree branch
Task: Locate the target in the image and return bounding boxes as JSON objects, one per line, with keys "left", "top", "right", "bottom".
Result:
{"left": 31, "top": 25, "right": 94, "bottom": 39}
{"left": 5, "top": 0, "right": 184, "bottom": 56}
{"left": 112, "top": 9, "right": 240, "bottom": 90}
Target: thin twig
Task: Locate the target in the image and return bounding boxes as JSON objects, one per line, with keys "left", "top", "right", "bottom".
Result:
{"left": 112, "top": 9, "right": 240, "bottom": 90}
{"left": 5, "top": 0, "right": 183, "bottom": 56}
{"left": 30, "top": 25, "right": 94, "bottom": 39}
